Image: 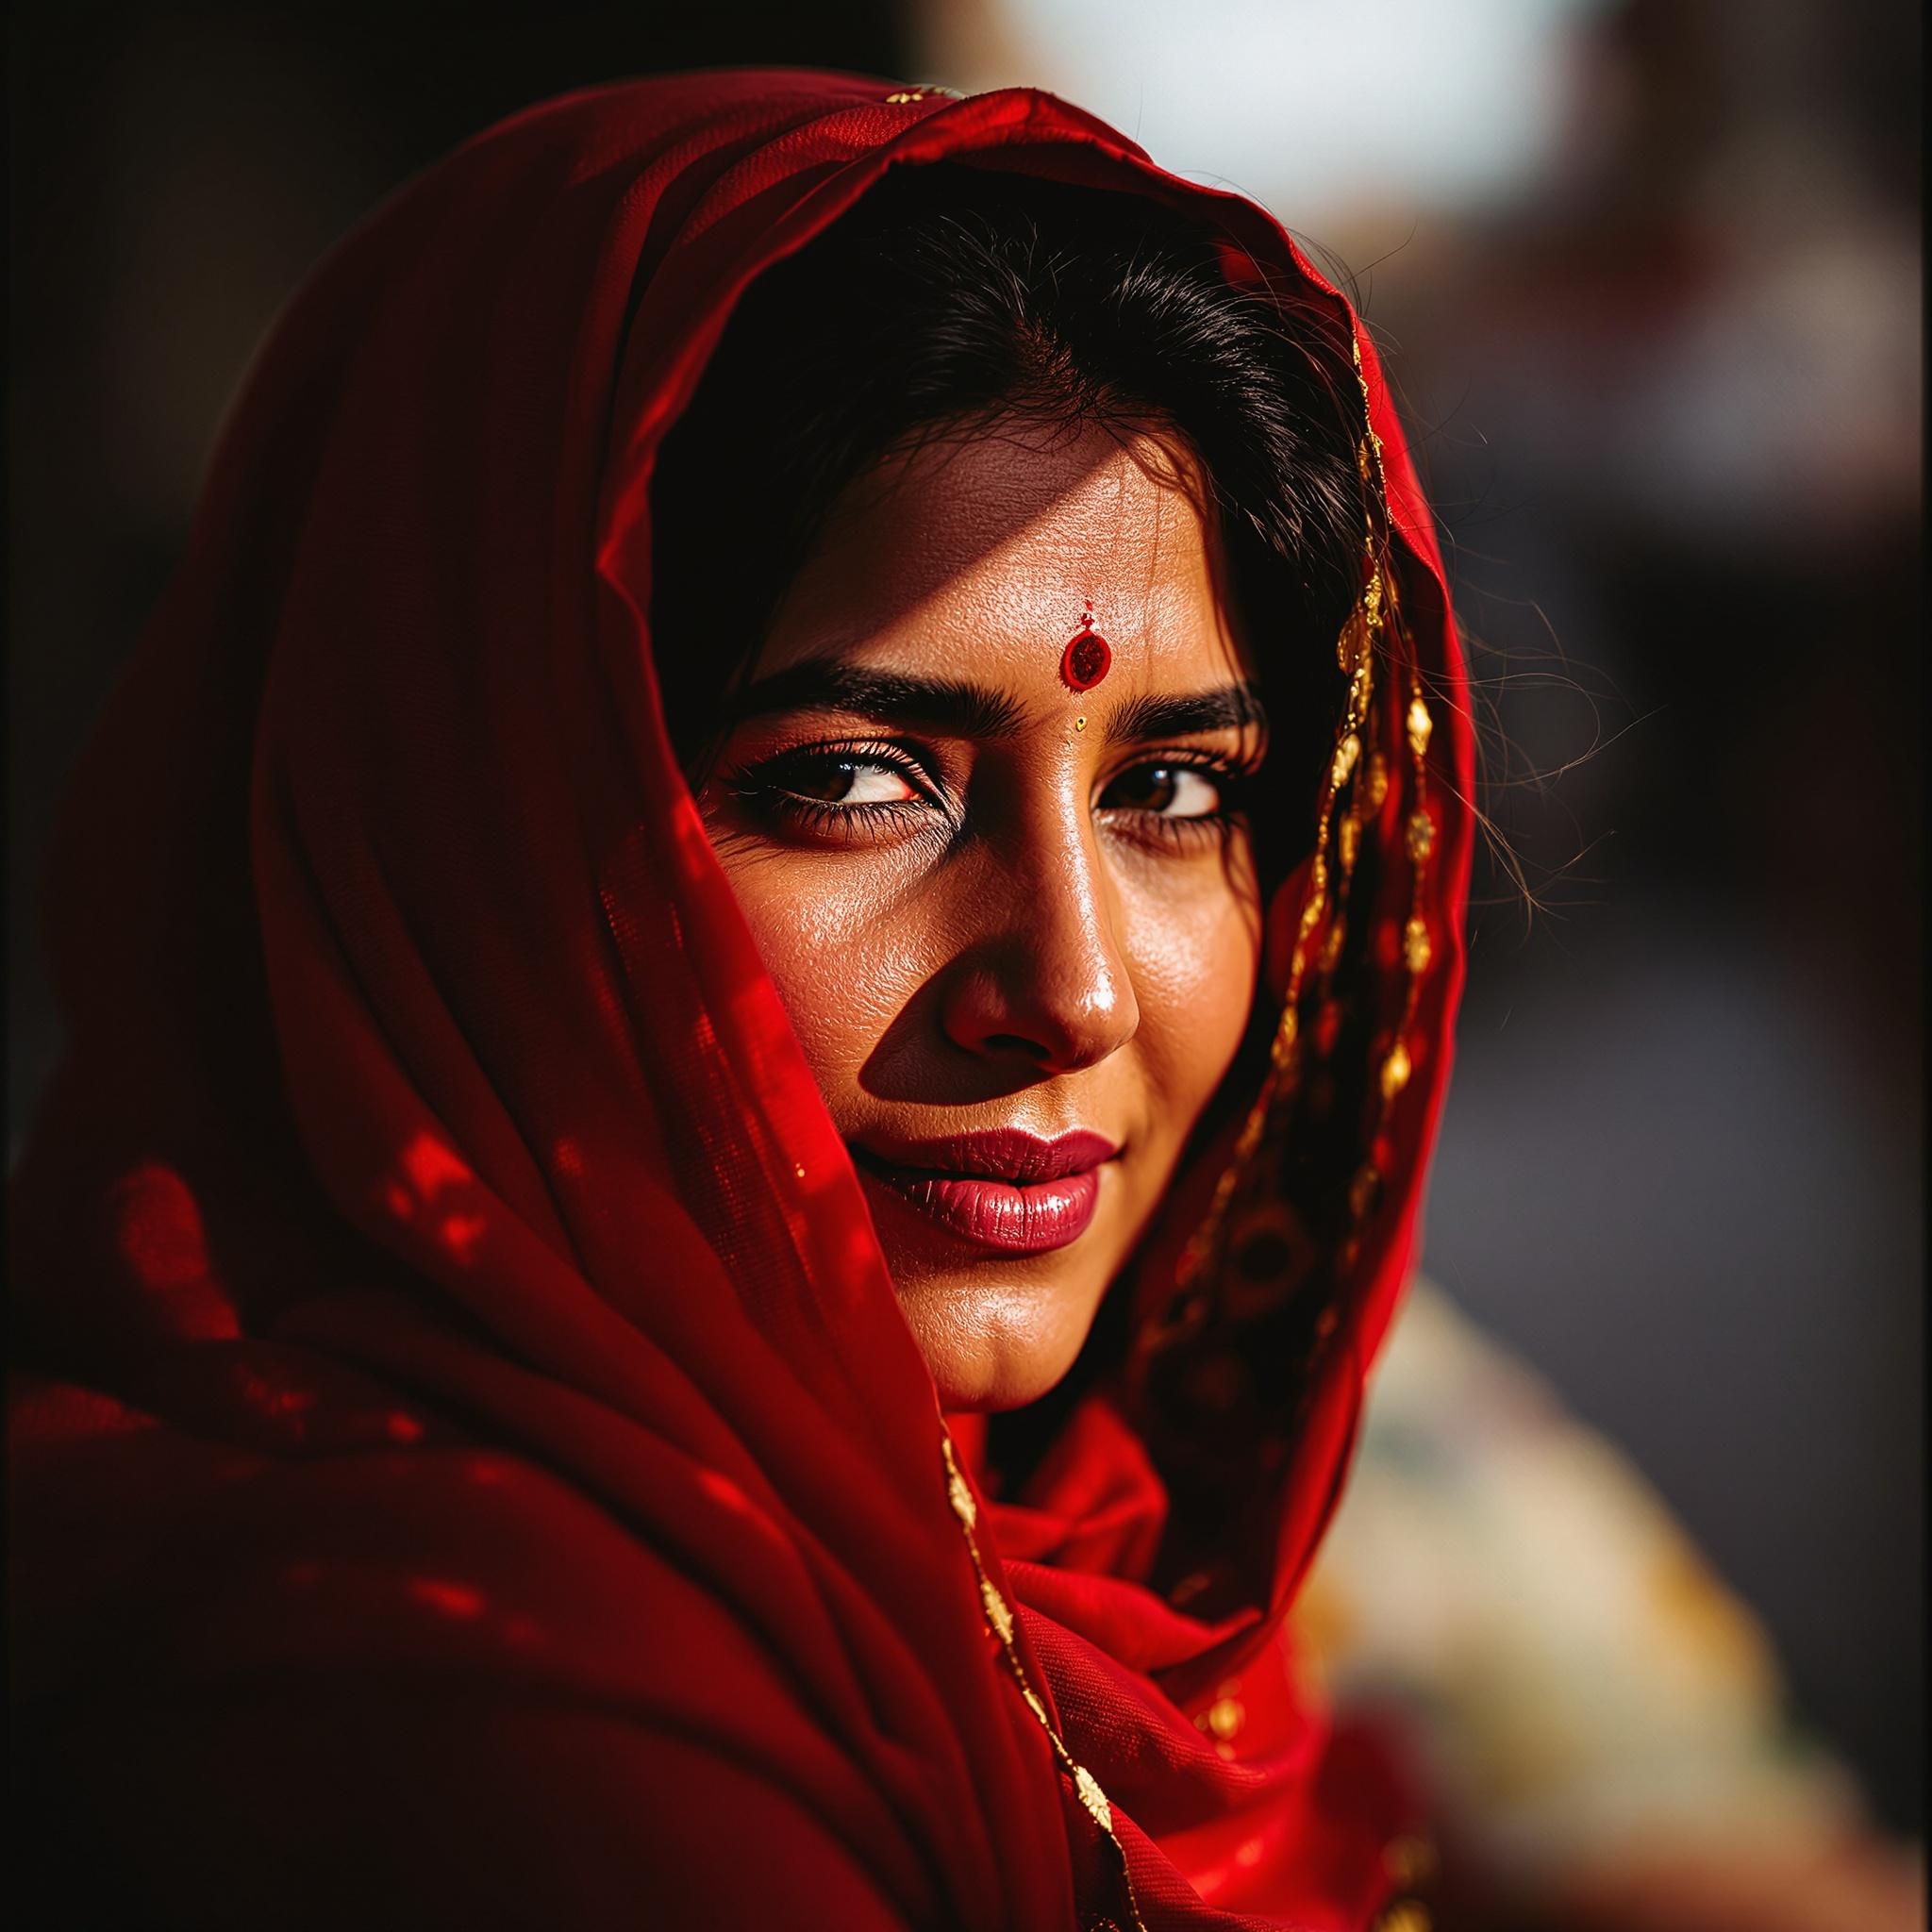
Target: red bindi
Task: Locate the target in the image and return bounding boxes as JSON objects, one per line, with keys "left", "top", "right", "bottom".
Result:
{"left": 1060, "top": 599, "right": 1111, "bottom": 692}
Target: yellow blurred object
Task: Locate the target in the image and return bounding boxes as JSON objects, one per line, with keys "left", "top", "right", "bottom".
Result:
{"left": 1292, "top": 1278, "right": 1875, "bottom": 1896}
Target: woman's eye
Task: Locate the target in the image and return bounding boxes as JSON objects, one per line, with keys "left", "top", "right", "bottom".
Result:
{"left": 1101, "top": 762, "right": 1226, "bottom": 819}
{"left": 780, "top": 755, "right": 921, "bottom": 806}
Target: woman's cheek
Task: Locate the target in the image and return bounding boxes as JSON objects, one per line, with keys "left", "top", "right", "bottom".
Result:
{"left": 718, "top": 854, "right": 928, "bottom": 1095}
{"left": 1124, "top": 875, "right": 1261, "bottom": 1114}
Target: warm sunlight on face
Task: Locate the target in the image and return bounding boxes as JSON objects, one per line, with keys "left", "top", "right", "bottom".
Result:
{"left": 698, "top": 418, "right": 1267, "bottom": 1410}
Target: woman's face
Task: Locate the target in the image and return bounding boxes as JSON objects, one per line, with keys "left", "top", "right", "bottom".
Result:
{"left": 697, "top": 418, "right": 1267, "bottom": 1411}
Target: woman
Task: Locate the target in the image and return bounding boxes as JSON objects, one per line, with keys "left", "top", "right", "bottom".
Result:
{"left": 8, "top": 72, "right": 1470, "bottom": 1929}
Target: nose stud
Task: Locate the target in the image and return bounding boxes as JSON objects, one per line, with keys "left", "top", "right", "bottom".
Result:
{"left": 1060, "top": 599, "right": 1111, "bottom": 692}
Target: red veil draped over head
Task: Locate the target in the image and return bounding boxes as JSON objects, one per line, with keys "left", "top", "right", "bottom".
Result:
{"left": 8, "top": 72, "right": 1473, "bottom": 1932}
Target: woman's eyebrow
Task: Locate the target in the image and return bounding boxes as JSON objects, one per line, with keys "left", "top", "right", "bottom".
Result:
{"left": 725, "top": 659, "right": 1026, "bottom": 738}
{"left": 1108, "top": 683, "right": 1267, "bottom": 742}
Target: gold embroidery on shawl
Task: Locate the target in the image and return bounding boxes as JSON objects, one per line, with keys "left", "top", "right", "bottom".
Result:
{"left": 940, "top": 1434, "right": 1147, "bottom": 1931}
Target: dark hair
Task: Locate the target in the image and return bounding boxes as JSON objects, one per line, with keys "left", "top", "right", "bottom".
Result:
{"left": 647, "top": 162, "right": 1366, "bottom": 851}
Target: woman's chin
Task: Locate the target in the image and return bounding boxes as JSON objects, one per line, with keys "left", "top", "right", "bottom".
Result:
{"left": 892, "top": 1274, "right": 1100, "bottom": 1413}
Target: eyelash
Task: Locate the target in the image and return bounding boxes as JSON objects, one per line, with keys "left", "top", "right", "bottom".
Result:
{"left": 724, "top": 738, "right": 1255, "bottom": 850}
{"left": 1116, "top": 758, "right": 1255, "bottom": 850}
{"left": 724, "top": 739, "right": 941, "bottom": 842}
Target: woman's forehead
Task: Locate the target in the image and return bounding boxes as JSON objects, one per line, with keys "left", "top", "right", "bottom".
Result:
{"left": 760, "top": 418, "right": 1249, "bottom": 694}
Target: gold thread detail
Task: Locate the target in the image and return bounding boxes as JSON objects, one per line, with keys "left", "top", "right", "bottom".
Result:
{"left": 1073, "top": 1763, "right": 1113, "bottom": 1833}
{"left": 946, "top": 1459, "right": 977, "bottom": 1531}
{"left": 979, "top": 1576, "right": 1015, "bottom": 1644}
{"left": 1402, "top": 917, "right": 1432, "bottom": 975}
{"left": 1340, "top": 329, "right": 1437, "bottom": 1268}
{"left": 1379, "top": 1041, "right": 1411, "bottom": 1100}
{"left": 941, "top": 1434, "right": 1145, "bottom": 1930}
{"left": 1360, "top": 753, "right": 1390, "bottom": 816}
{"left": 1156, "top": 331, "right": 1395, "bottom": 1325}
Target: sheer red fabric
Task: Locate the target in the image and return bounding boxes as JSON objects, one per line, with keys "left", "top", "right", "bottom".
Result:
{"left": 8, "top": 72, "right": 1474, "bottom": 1929}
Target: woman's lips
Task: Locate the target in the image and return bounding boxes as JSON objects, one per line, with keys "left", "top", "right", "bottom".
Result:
{"left": 850, "top": 1130, "right": 1116, "bottom": 1256}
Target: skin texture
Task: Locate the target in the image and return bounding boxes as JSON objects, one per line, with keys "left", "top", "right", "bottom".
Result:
{"left": 698, "top": 417, "right": 1268, "bottom": 1411}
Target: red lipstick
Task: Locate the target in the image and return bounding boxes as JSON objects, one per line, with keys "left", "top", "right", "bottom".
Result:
{"left": 850, "top": 1129, "right": 1116, "bottom": 1256}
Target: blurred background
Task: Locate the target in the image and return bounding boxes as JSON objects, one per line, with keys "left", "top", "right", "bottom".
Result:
{"left": 8, "top": 0, "right": 1920, "bottom": 1854}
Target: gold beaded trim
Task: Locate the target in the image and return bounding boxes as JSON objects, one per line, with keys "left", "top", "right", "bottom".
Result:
{"left": 1307, "top": 353, "right": 1389, "bottom": 1021}
{"left": 1141, "top": 327, "right": 1432, "bottom": 1352}
{"left": 1341, "top": 335, "right": 1434, "bottom": 1274}
{"left": 941, "top": 1432, "right": 1147, "bottom": 1932}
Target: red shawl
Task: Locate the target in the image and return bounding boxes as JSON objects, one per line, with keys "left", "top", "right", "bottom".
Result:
{"left": 8, "top": 71, "right": 1473, "bottom": 1931}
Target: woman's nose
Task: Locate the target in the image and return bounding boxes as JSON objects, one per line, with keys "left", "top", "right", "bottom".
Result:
{"left": 939, "top": 822, "right": 1141, "bottom": 1075}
